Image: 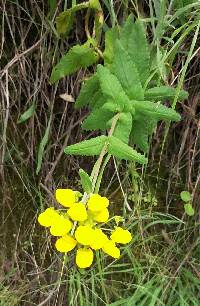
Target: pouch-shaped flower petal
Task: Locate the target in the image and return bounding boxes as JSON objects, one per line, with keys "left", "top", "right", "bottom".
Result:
{"left": 76, "top": 248, "right": 94, "bottom": 268}
{"left": 38, "top": 208, "right": 60, "bottom": 227}
{"left": 102, "top": 240, "right": 120, "bottom": 259}
{"left": 90, "top": 229, "right": 108, "bottom": 250}
{"left": 45, "top": 207, "right": 59, "bottom": 216}
{"left": 55, "top": 235, "right": 77, "bottom": 252}
{"left": 55, "top": 188, "right": 76, "bottom": 207}
{"left": 38, "top": 212, "right": 52, "bottom": 227}
{"left": 110, "top": 227, "right": 132, "bottom": 244}
{"left": 93, "top": 208, "right": 109, "bottom": 223}
{"left": 75, "top": 225, "right": 95, "bottom": 245}
{"left": 87, "top": 194, "right": 109, "bottom": 212}
{"left": 67, "top": 202, "right": 87, "bottom": 222}
{"left": 50, "top": 217, "right": 72, "bottom": 236}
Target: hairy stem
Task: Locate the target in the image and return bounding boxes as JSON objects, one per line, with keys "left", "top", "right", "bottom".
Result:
{"left": 85, "top": 8, "right": 92, "bottom": 40}
{"left": 94, "top": 153, "right": 111, "bottom": 194}
{"left": 91, "top": 113, "right": 120, "bottom": 192}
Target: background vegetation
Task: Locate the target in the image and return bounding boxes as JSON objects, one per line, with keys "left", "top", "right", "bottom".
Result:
{"left": 0, "top": 0, "right": 200, "bottom": 305}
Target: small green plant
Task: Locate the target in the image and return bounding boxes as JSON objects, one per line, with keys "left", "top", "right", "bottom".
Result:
{"left": 38, "top": 6, "right": 188, "bottom": 268}
{"left": 180, "top": 191, "right": 194, "bottom": 216}
{"left": 51, "top": 12, "right": 187, "bottom": 161}
{"left": 51, "top": 12, "right": 187, "bottom": 188}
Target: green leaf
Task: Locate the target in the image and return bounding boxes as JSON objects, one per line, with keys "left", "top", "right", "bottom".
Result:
{"left": 108, "top": 136, "right": 147, "bottom": 164}
{"left": 113, "top": 112, "right": 132, "bottom": 144}
{"left": 48, "top": 0, "right": 57, "bottom": 17}
{"left": 104, "top": 27, "right": 120, "bottom": 67}
{"left": 75, "top": 75, "right": 99, "bottom": 109}
{"left": 64, "top": 135, "right": 107, "bottom": 156}
{"left": 90, "top": 91, "right": 106, "bottom": 109}
{"left": 131, "top": 100, "right": 181, "bottom": 122}
{"left": 56, "top": 2, "right": 97, "bottom": 35}
{"left": 56, "top": 9, "right": 74, "bottom": 35}
{"left": 17, "top": 103, "right": 36, "bottom": 124}
{"left": 144, "top": 86, "right": 188, "bottom": 101}
{"left": 50, "top": 43, "right": 99, "bottom": 83}
{"left": 79, "top": 169, "right": 92, "bottom": 193}
{"left": 89, "top": 0, "right": 101, "bottom": 9}
{"left": 78, "top": 89, "right": 106, "bottom": 111}
{"left": 97, "top": 65, "right": 130, "bottom": 111}
{"left": 184, "top": 203, "right": 194, "bottom": 216}
{"left": 101, "top": 102, "right": 121, "bottom": 113}
{"left": 120, "top": 16, "right": 150, "bottom": 86}
{"left": 131, "top": 115, "right": 157, "bottom": 152}
{"left": 180, "top": 191, "right": 192, "bottom": 202}
{"left": 36, "top": 115, "right": 52, "bottom": 175}
{"left": 111, "top": 40, "right": 144, "bottom": 100}
{"left": 173, "top": 0, "right": 197, "bottom": 10}
{"left": 82, "top": 108, "right": 113, "bottom": 131}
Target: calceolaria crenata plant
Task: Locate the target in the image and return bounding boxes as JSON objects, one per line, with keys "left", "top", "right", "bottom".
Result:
{"left": 38, "top": 1, "right": 188, "bottom": 269}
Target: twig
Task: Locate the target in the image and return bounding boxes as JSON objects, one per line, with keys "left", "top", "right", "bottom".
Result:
{"left": 0, "top": 35, "right": 46, "bottom": 79}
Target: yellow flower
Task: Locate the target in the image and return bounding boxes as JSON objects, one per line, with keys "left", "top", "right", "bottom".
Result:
{"left": 75, "top": 225, "right": 95, "bottom": 245}
{"left": 45, "top": 207, "right": 59, "bottom": 216}
{"left": 87, "top": 194, "right": 109, "bottom": 212}
{"left": 38, "top": 208, "right": 60, "bottom": 227}
{"left": 102, "top": 240, "right": 120, "bottom": 259}
{"left": 55, "top": 188, "right": 76, "bottom": 207}
{"left": 50, "top": 217, "right": 72, "bottom": 236}
{"left": 90, "top": 229, "right": 108, "bottom": 250}
{"left": 93, "top": 208, "right": 109, "bottom": 223}
{"left": 110, "top": 227, "right": 132, "bottom": 244}
{"left": 55, "top": 235, "right": 77, "bottom": 252}
{"left": 67, "top": 202, "right": 87, "bottom": 222}
{"left": 76, "top": 248, "right": 94, "bottom": 268}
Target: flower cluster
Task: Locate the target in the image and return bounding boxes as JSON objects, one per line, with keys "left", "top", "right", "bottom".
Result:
{"left": 38, "top": 189, "right": 132, "bottom": 268}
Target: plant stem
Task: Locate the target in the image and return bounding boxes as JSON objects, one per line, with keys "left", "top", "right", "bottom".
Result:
{"left": 94, "top": 154, "right": 111, "bottom": 194}
{"left": 91, "top": 113, "right": 120, "bottom": 192}
{"left": 85, "top": 8, "right": 92, "bottom": 40}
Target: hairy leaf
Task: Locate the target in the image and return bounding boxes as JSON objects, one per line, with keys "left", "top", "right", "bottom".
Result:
{"left": 144, "top": 86, "right": 188, "bottom": 101}
{"left": 97, "top": 65, "right": 130, "bottom": 111}
{"left": 131, "top": 100, "right": 181, "bottom": 121}
{"left": 90, "top": 91, "right": 106, "bottom": 109}
{"left": 131, "top": 115, "right": 157, "bottom": 152}
{"left": 79, "top": 169, "right": 92, "bottom": 194}
{"left": 82, "top": 108, "right": 113, "bottom": 131}
{"left": 75, "top": 74, "right": 99, "bottom": 109}
{"left": 56, "top": 10, "right": 74, "bottom": 35}
{"left": 56, "top": 2, "right": 96, "bottom": 35}
{"left": 104, "top": 27, "right": 120, "bottom": 67}
{"left": 108, "top": 136, "right": 147, "bottom": 164}
{"left": 64, "top": 135, "right": 107, "bottom": 156}
{"left": 101, "top": 102, "right": 121, "bottom": 113}
{"left": 50, "top": 43, "right": 99, "bottom": 83}
{"left": 111, "top": 40, "right": 144, "bottom": 100}
{"left": 113, "top": 112, "right": 132, "bottom": 144}
{"left": 120, "top": 16, "right": 150, "bottom": 86}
